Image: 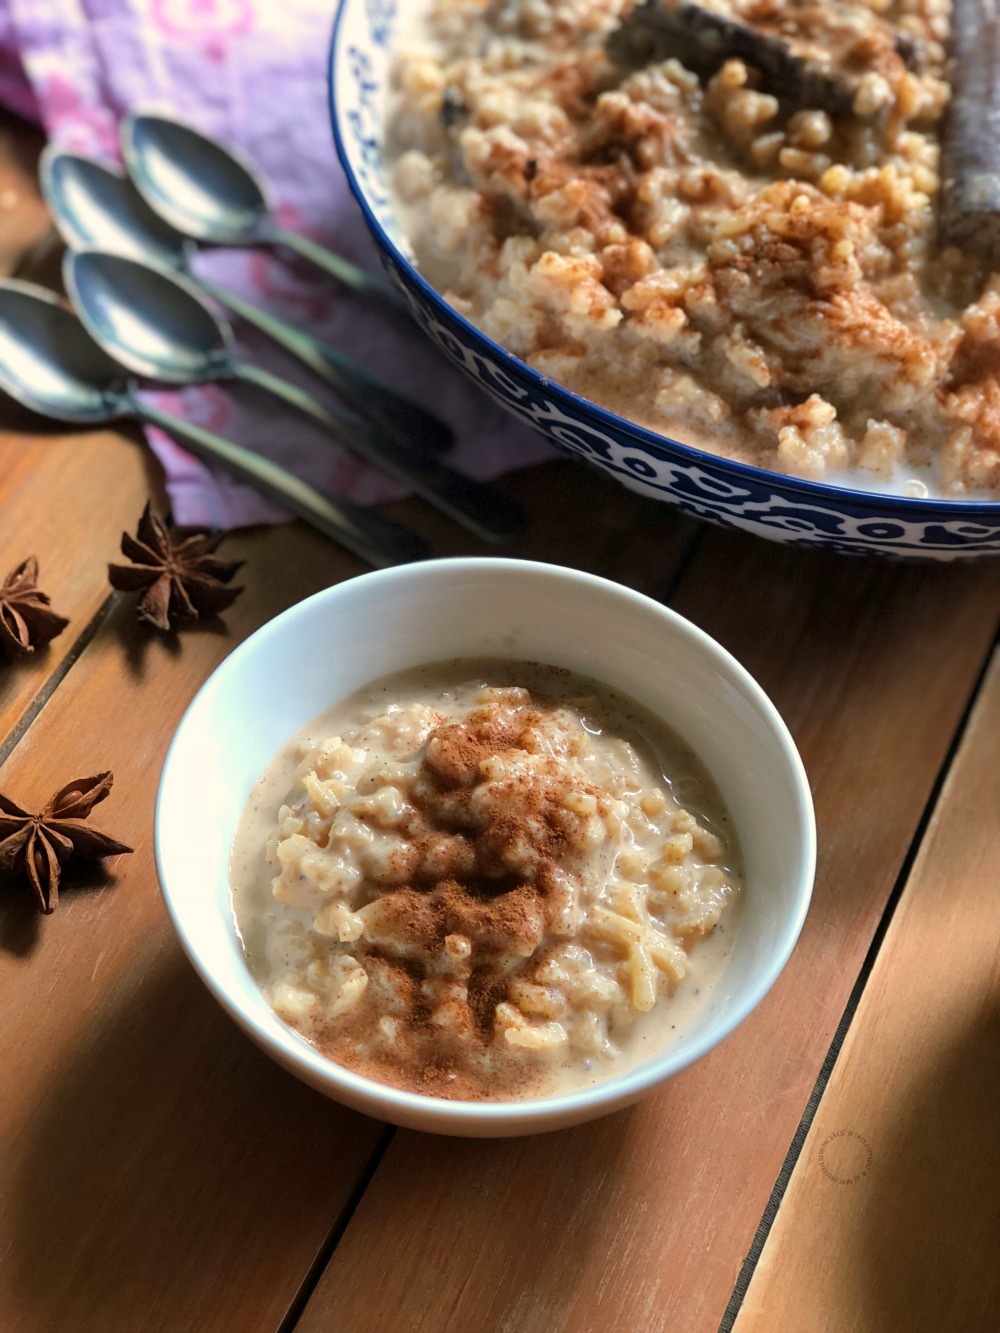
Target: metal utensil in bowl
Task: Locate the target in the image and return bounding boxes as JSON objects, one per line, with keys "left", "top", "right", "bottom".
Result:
{"left": 40, "top": 147, "right": 454, "bottom": 455}
{"left": 64, "top": 250, "right": 526, "bottom": 543}
{"left": 121, "top": 110, "right": 406, "bottom": 322}
{"left": 0, "top": 279, "right": 429, "bottom": 569}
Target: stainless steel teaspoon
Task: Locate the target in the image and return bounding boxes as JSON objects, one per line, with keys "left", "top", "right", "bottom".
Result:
{"left": 0, "top": 280, "right": 429, "bottom": 569}
{"left": 121, "top": 111, "right": 404, "bottom": 320}
{"left": 40, "top": 147, "right": 453, "bottom": 455}
{"left": 64, "top": 249, "right": 525, "bottom": 543}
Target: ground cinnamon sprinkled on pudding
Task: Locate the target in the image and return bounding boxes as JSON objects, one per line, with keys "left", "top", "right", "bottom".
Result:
{"left": 230, "top": 660, "right": 742, "bottom": 1100}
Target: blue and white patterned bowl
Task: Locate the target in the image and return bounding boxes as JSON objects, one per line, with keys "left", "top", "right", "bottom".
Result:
{"left": 329, "top": 0, "right": 1000, "bottom": 560}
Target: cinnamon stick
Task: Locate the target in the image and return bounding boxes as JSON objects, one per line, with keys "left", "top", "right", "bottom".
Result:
{"left": 939, "top": 0, "right": 1000, "bottom": 261}
{"left": 608, "top": 0, "right": 921, "bottom": 118}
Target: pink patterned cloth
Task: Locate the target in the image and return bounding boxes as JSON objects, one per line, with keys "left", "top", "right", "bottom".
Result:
{"left": 0, "top": 0, "right": 552, "bottom": 528}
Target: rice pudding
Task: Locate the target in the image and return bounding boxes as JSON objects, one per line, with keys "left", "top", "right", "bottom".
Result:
{"left": 389, "top": 0, "right": 1000, "bottom": 497}
{"left": 230, "top": 660, "right": 742, "bottom": 1100}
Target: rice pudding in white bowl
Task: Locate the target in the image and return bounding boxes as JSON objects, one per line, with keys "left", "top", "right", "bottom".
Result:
{"left": 155, "top": 559, "right": 815, "bottom": 1135}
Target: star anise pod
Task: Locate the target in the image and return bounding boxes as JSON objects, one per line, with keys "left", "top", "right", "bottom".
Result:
{"left": 0, "top": 557, "right": 70, "bottom": 656}
{"left": 0, "top": 772, "right": 132, "bottom": 914}
{"left": 108, "top": 502, "right": 244, "bottom": 632}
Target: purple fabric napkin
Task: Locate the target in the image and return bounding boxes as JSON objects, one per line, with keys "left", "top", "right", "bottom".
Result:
{"left": 0, "top": 0, "right": 552, "bottom": 528}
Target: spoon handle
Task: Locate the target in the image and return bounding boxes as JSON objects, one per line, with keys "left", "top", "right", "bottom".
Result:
{"left": 264, "top": 225, "right": 408, "bottom": 324}
{"left": 234, "top": 361, "right": 526, "bottom": 543}
{"left": 136, "top": 397, "right": 429, "bottom": 569}
{"left": 195, "top": 273, "right": 454, "bottom": 455}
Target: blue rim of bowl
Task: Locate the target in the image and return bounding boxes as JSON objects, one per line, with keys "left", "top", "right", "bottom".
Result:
{"left": 327, "top": 5, "right": 1000, "bottom": 525}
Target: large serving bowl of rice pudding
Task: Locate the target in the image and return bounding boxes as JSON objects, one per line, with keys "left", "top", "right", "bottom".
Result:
{"left": 329, "top": 0, "right": 1000, "bottom": 558}
{"left": 156, "top": 559, "right": 815, "bottom": 1135}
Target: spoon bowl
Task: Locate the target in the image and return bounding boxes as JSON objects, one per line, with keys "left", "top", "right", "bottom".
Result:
{"left": 0, "top": 282, "right": 127, "bottom": 422}
{"left": 65, "top": 249, "right": 233, "bottom": 384}
{"left": 121, "top": 113, "right": 268, "bottom": 245}
{"left": 40, "top": 147, "right": 190, "bottom": 267}
{"left": 121, "top": 111, "right": 407, "bottom": 318}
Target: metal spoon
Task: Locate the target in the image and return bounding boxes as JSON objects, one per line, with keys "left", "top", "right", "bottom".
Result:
{"left": 121, "top": 111, "right": 404, "bottom": 318}
{"left": 0, "top": 280, "right": 429, "bottom": 569}
{"left": 40, "top": 147, "right": 454, "bottom": 455}
{"left": 64, "top": 250, "right": 525, "bottom": 543}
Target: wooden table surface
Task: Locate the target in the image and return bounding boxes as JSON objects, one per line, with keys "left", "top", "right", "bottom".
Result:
{"left": 1, "top": 119, "right": 998, "bottom": 1333}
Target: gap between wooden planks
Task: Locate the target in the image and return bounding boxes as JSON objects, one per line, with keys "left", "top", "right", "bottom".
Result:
{"left": 0, "top": 419, "right": 695, "bottom": 1333}
{"left": 293, "top": 538, "right": 1000, "bottom": 1333}
{"left": 731, "top": 646, "right": 1000, "bottom": 1333}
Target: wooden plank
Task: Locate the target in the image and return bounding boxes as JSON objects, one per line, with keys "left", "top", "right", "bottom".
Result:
{"left": 294, "top": 535, "right": 1000, "bottom": 1333}
{"left": 0, "top": 426, "right": 156, "bottom": 753}
{"left": 382, "top": 460, "right": 697, "bottom": 596}
{"left": 732, "top": 649, "right": 1000, "bottom": 1333}
{"left": 0, "top": 427, "right": 693, "bottom": 1332}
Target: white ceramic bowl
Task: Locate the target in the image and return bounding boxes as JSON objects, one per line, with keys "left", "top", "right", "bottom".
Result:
{"left": 155, "top": 559, "right": 815, "bottom": 1136}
